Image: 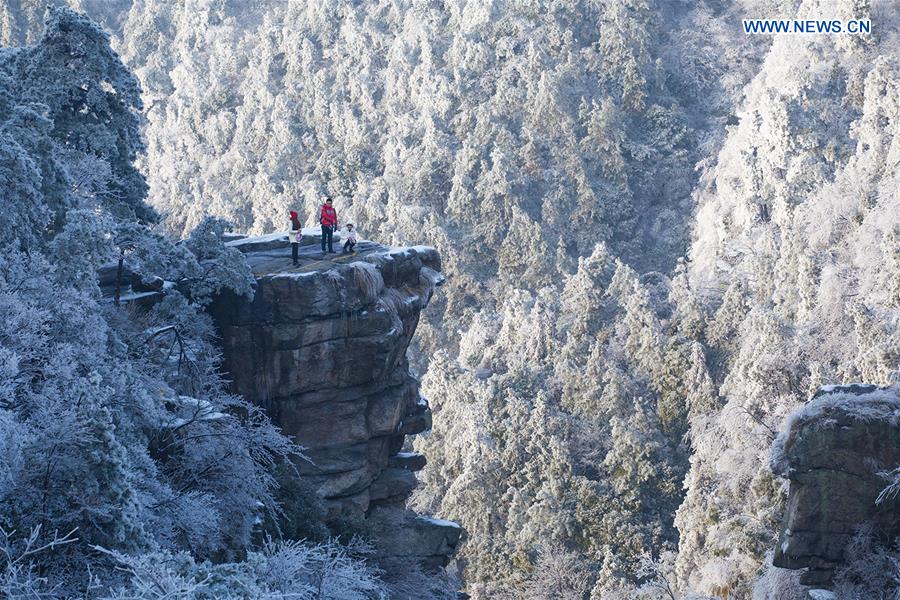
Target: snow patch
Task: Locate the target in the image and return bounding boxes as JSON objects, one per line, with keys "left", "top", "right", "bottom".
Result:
{"left": 385, "top": 246, "right": 435, "bottom": 262}
{"left": 169, "top": 395, "right": 227, "bottom": 428}
{"left": 419, "top": 517, "right": 461, "bottom": 529}
{"left": 225, "top": 232, "right": 287, "bottom": 248}
{"left": 268, "top": 271, "right": 320, "bottom": 281}
{"left": 113, "top": 291, "right": 161, "bottom": 304}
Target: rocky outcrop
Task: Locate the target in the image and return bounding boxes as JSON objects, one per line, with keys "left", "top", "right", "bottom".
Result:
{"left": 369, "top": 507, "right": 463, "bottom": 571}
{"left": 208, "top": 234, "right": 460, "bottom": 568}
{"left": 770, "top": 384, "right": 900, "bottom": 586}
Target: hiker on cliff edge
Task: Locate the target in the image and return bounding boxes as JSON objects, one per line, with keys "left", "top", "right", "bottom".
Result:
{"left": 320, "top": 197, "right": 338, "bottom": 255}
{"left": 289, "top": 210, "right": 303, "bottom": 266}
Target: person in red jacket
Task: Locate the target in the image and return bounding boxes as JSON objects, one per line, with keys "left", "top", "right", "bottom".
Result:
{"left": 320, "top": 197, "right": 338, "bottom": 254}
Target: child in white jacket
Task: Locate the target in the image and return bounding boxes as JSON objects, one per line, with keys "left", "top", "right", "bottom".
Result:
{"left": 343, "top": 223, "right": 358, "bottom": 254}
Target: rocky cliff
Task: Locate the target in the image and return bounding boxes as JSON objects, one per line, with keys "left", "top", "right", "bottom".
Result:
{"left": 208, "top": 232, "right": 460, "bottom": 569}
{"left": 770, "top": 384, "right": 900, "bottom": 587}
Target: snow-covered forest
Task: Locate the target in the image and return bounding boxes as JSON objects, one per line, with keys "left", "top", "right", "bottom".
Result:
{"left": 1, "top": 0, "right": 899, "bottom": 598}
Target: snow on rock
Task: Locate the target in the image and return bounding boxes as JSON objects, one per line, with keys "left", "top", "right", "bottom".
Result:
{"left": 770, "top": 384, "right": 900, "bottom": 477}
{"left": 813, "top": 382, "right": 881, "bottom": 398}
{"left": 268, "top": 270, "right": 319, "bottom": 281}
{"left": 421, "top": 517, "right": 461, "bottom": 529}
{"left": 112, "top": 290, "right": 163, "bottom": 306}
{"left": 166, "top": 395, "right": 227, "bottom": 428}
{"left": 225, "top": 232, "right": 291, "bottom": 253}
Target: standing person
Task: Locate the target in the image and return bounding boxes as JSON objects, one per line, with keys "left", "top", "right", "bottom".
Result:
{"left": 320, "top": 196, "right": 337, "bottom": 254}
{"left": 343, "top": 223, "right": 358, "bottom": 254}
{"left": 289, "top": 210, "right": 303, "bottom": 266}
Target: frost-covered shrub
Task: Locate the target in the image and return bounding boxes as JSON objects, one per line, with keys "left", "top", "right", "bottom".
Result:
{"left": 750, "top": 555, "right": 807, "bottom": 600}
{"left": 877, "top": 466, "right": 900, "bottom": 506}
{"left": 377, "top": 558, "right": 461, "bottom": 600}
{"left": 99, "top": 538, "right": 388, "bottom": 600}
{"left": 327, "top": 511, "right": 377, "bottom": 547}
{"left": 831, "top": 526, "right": 900, "bottom": 600}
{"left": 185, "top": 216, "right": 256, "bottom": 305}
{"left": 522, "top": 544, "right": 593, "bottom": 600}
{"left": 270, "top": 465, "right": 329, "bottom": 543}
{"left": 0, "top": 527, "right": 78, "bottom": 600}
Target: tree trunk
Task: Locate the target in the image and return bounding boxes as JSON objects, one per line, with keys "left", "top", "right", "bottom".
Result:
{"left": 114, "top": 250, "right": 124, "bottom": 307}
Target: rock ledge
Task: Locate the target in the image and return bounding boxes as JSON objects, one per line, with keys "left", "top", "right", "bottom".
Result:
{"left": 208, "top": 234, "right": 459, "bottom": 569}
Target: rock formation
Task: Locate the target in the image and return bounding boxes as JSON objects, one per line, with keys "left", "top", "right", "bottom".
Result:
{"left": 770, "top": 384, "right": 900, "bottom": 586}
{"left": 208, "top": 232, "right": 461, "bottom": 568}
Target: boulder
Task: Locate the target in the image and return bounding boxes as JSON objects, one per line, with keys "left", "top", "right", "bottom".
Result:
{"left": 770, "top": 384, "right": 900, "bottom": 586}
{"left": 369, "top": 506, "right": 463, "bottom": 570}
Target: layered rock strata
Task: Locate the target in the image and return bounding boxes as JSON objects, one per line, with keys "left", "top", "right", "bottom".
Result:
{"left": 770, "top": 384, "right": 900, "bottom": 586}
{"left": 208, "top": 234, "right": 460, "bottom": 567}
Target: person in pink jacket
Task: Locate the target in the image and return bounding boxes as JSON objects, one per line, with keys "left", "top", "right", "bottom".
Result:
{"left": 289, "top": 210, "right": 303, "bottom": 266}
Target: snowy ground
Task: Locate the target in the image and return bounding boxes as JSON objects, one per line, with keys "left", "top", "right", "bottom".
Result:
{"left": 228, "top": 230, "right": 384, "bottom": 277}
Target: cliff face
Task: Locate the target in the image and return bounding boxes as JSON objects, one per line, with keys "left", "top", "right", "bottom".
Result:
{"left": 770, "top": 384, "right": 900, "bottom": 587}
{"left": 208, "top": 234, "right": 460, "bottom": 568}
